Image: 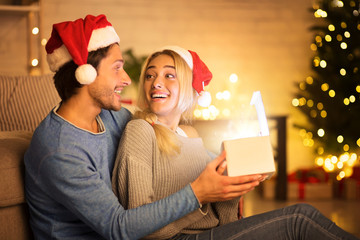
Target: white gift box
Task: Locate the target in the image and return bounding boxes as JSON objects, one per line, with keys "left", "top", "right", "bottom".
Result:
{"left": 222, "top": 91, "right": 276, "bottom": 178}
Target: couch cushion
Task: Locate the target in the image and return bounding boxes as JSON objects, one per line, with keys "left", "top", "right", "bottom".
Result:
{"left": 0, "top": 132, "right": 32, "bottom": 207}
{"left": 0, "top": 74, "right": 60, "bottom": 132}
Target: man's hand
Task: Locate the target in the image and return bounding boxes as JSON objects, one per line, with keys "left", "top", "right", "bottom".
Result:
{"left": 190, "top": 151, "right": 263, "bottom": 204}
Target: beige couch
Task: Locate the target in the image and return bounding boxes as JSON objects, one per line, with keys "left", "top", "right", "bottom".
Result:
{"left": 0, "top": 74, "right": 60, "bottom": 240}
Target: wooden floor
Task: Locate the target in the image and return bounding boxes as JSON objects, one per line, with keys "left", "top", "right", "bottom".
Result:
{"left": 243, "top": 189, "right": 360, "bottom": 238}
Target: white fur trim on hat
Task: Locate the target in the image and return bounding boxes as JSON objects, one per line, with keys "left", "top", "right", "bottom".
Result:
{"left": 75, "top": 64, "right": 97, "bottom": 84}
{"left": 88, "top": 26, "right": 120, "bottom": 52}
{"left": 158, "top": 46, "right": 193, "bottom": 69}
{"left": 46, "top": 44, "right": 73, "bottom": 72}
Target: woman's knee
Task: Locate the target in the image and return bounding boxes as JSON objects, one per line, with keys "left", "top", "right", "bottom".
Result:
{"left": 287, "top": 203, "right": 320, "bottom": 218}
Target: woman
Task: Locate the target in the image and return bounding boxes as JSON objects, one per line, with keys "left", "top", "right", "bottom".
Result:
{"left": 112, "top": 46, "right": 358, "bottom": 240}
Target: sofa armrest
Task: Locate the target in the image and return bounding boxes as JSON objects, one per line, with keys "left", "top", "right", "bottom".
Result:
{"left": 0, "top": 132, "right": 32, "bottom": 207}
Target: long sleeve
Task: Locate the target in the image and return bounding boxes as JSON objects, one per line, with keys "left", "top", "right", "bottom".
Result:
{"left": 25, "top": 109, "right": 201, "bottom": 240}
{"left": 113, "top": 119, "right": 209, "bottom": 239}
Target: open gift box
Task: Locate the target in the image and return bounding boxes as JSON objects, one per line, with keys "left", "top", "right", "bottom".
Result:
{"left": 222, "top": 91, "right": 276, "bottom": 178}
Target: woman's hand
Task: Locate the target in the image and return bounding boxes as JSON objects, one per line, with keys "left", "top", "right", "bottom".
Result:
{"left": 190, "top": 151, "right": 262, "bottom": 204}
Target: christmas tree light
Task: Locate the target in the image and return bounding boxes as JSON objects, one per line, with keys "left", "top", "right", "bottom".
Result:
{"left": 294, "top": 0, "right": 360, "bottom": 180}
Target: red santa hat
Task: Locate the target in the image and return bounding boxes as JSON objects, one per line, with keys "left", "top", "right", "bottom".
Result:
{"left": 158, "top": 46, "right": 213, "bottom": 107}
{"left": 45, "top": 14, "right": 120, "bottom": 84}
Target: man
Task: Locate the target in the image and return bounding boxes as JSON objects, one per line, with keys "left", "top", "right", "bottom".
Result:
{"left": 24, "top": 14, "right": 261, "bottom": 240}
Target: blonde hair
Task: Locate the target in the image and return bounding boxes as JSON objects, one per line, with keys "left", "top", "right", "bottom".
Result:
{"left": 135, "top": 50, "right": 197, "bottom": 156}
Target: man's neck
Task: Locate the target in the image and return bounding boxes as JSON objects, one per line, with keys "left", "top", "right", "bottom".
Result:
{"left": 56, "top": 96, "right": 102, "bottom": 133}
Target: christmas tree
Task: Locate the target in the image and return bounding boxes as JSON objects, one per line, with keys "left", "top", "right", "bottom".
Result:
{"left": 293, "top": 0, "right": 360, "bottom": 180}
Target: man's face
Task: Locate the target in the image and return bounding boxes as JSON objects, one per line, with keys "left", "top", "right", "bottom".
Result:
{"left": 88, "top": 44, "right": 131, "bottom": 111}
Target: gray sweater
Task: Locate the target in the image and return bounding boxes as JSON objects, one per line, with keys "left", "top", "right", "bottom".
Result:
{"left": 112, "top": 119, "right": 239, "bottom": 239}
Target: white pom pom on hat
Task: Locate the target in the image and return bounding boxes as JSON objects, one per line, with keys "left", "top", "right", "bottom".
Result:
{"left": 158, "top": 46, "right": 213, "bottom": 107}
{"left": 45, "top": 14, "right": 120, "bottom": 85}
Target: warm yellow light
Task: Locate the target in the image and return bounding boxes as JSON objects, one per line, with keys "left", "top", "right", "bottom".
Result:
{"left": 314, "top": 9, "right": 327, "bottom": 17}
{"left": 299, "top": 129, "right": 307, "bottom": 137}
{"left": 299, "top": 82, "right": 306, "bottom": 90}
{"left": 310, "top": 44, "right": 317, "bottom": 51}
{"left": 31, "top": 59, "right": 39, "bottom": 67}
{"left": 324, "top": 35, "right": 332, "bottom": 42}
{"left": 336, "top": 1, "right": 344, "bottom": 7}
{"left": 216, "top": 92, "right": 223, "bottom": 100}
{"left": 317, "top": 146, "right": 324, "bottom": 155}
{"left": 343, "top": 144, "right": 349, "bottom": 152}
{"left": 356, "top": 85, "right": 360, "bottom": 93}
{"left": 292, "top": 98, "right": 299, "bottom": 107}
{"left": 329, "top": 90, "right": 336, "bottom": 97}
{"left": 222, "top": 108, "right": 230, "bottom": 117}
{"left": 307, "top": 99, "right": 314, "bottom": 107}
{"left": 345, "top": 167, "right": 353, "bottom": 177}
{"left": 320, "top": 60, "right": 327, "bottom": 68}
{"left": 344, "top": 98, "right": 350, "bottom": 105}
{"left": 313, "top": 58, "right": 320, "bottom": 67}
{"left": 317, "top": 102, "right": 324, "bottom": 110}
{"left": 349, "top": 95, "right": 356, "bottom": 103}
{"left": 229, "top": 73, "right": 238, "bottom": 83}
{"left": 41, "top": 38, "right": 47, "bottom": 46}
{"left": 344, "top": 31, "right": 350, "bottom": 38}
{"left": 340, "top": 42, "right": 347, "bottom": 49}
{"left": 306, "top": 132, "right": 313, "bottom": 138}
{"left": 202, "top": 109, "right": 210, "bottom": 120}
{"left": 331, "top": 156, "right": 338, "bottom": 164}
{"left": 299, "top": 97, "right": 306, "bottom": 106}
{"left": 328, "top": 24, "right": 335, "bottom": 31}
{"left": 357, "top": 138, "right": 360, "bottom": 147}
{"left": 337, "top": 135, "right": 344, "bottom": 143}
{"left": 316, "top": 157, "right": 324, "bottom": 166}
{"left": 222, "top": 90, "right": 231, "bottom": 100}
{"left": 32, "top": 27, "right": 39, "bottom": 35}
{"left": 306, "top": 76, "right": 314, "bottom": 84}
{"left": 321, "top": 83, "right": 329, "bottom": 91}
{"left": 318, "top": 128, "right": 325, "bottom": 137}
{"left": 320, "top": 110, "right": 327, "bottom": 118}
{"left": 194, "top": 109, "right": 202, "bottom": 118}
{"left": 310, "top": 110, "right": 317, "bottom": 118}
{"left": 340, "top": 68, "right": 346, "bottom": 76}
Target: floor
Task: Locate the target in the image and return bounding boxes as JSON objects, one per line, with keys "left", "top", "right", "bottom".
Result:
{"left": 243, "top": 189, "right": 360, "bottom": 238}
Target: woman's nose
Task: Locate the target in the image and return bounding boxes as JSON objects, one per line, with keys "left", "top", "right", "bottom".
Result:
{"left": 152, "top": 77, "right": 163, "bottom": 89}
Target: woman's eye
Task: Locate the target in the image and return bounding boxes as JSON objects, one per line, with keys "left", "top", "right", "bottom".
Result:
{"left": 166, "top": 74, "right": 175, "bottom": 78}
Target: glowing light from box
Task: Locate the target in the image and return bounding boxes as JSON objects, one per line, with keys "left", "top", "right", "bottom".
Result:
{"left": 229, "top": 73, "right": 238, "bottom": 83}
{"left": 328, "top": 24, "right": 335, "bottom": 31}
{"left": 329, "top": 90, "right": 336, "bottom": 97}
{"left": 344, "top": 98, "right": 350, "bottom": 105}
{"left": 340, "top": 42, "right": 347, "bottom": 49}
{"left": 344, "top": 31, "right": 350, "bottom": 38}
{"left": 325, "top": 35, "right": 332, "bottom": 42}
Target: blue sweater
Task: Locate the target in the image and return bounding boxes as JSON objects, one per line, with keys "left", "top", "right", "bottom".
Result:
{"left": 24, "top": 107, "right": 199, "bottom": 240}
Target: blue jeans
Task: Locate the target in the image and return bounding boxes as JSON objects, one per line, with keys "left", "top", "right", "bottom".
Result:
{"left": 172, "top": 203, "right": 358, "bottom": 240}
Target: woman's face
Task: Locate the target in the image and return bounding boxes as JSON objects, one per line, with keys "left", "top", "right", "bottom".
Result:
{"left": 143, "top": 54, "right": 181, "bottom": 122}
